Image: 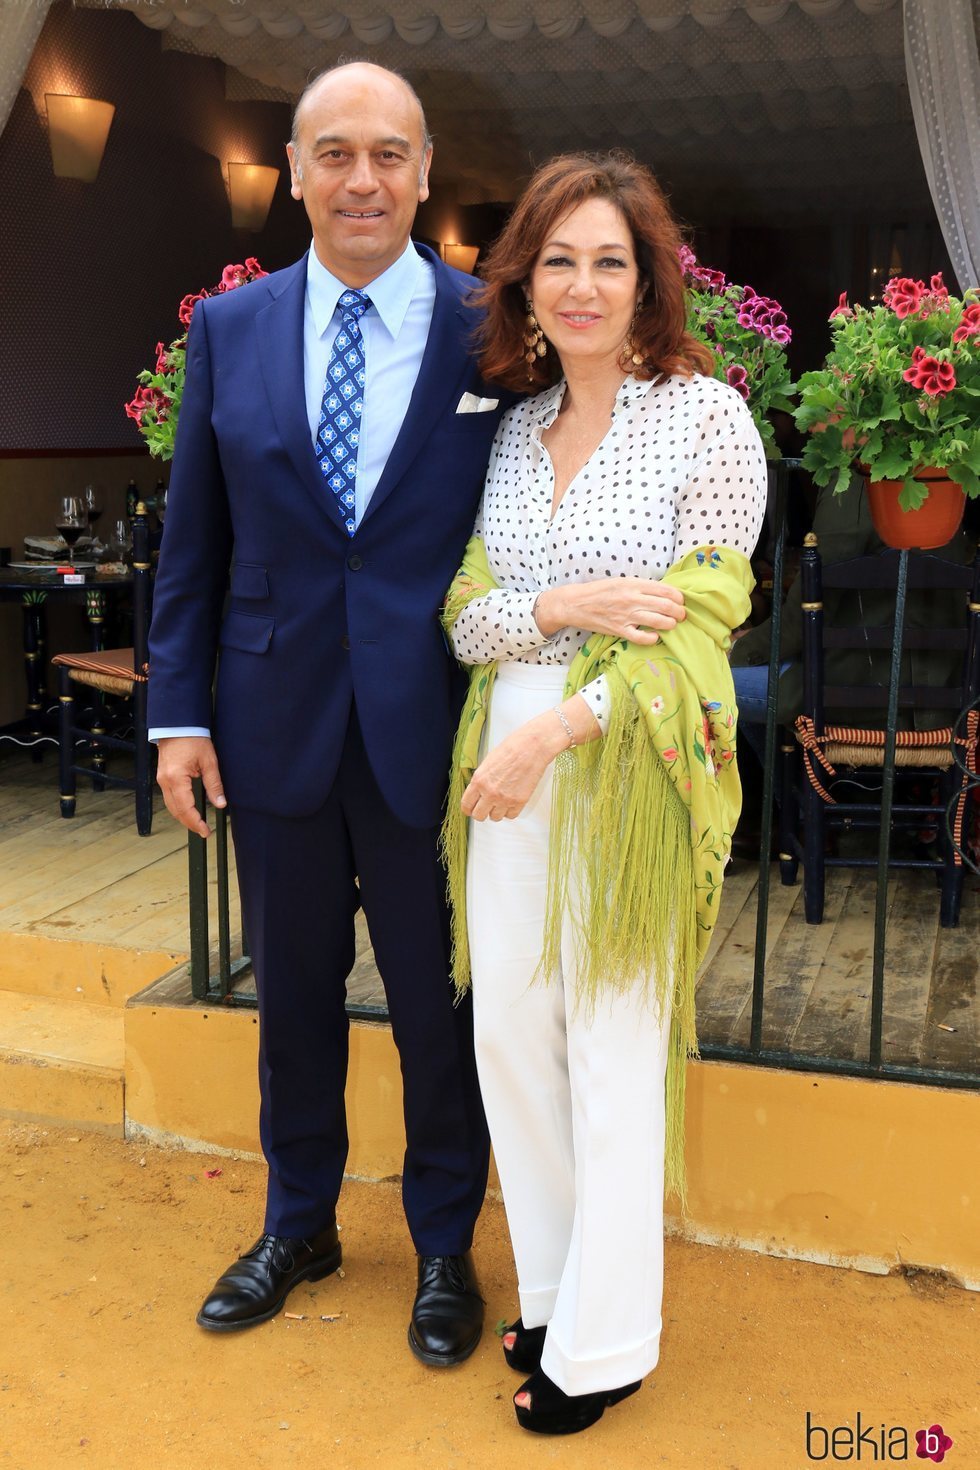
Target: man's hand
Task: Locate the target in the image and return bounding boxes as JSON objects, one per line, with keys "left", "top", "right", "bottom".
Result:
{"left": 156, "top": 736, "right": 226, "bottom": 838}
{"left": 534, "top": 577, "right": 686, "bottom": 644}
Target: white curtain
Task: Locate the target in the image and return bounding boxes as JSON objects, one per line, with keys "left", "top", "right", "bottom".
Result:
{"left": 904, "top": 0, "right": 980, "bottom": 290}
{"left": 0, "top": 0, "right": 53, "bottom": 139}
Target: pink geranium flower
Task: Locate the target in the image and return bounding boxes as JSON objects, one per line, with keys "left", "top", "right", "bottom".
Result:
{"left": 737, "top": 286, "right": 792, "bottom": 344}
{"left": 829, "top": 291, "right": 853, "bottom": 320}
{"left": 725, "top": 364, "right": 750, "bottom": 400}
{"left": 678, "top": 244, "right": 726, "bottom": 292}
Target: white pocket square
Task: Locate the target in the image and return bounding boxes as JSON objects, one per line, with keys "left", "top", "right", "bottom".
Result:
{"left": 455, "top": 392, "right": 499, "bottom": 414}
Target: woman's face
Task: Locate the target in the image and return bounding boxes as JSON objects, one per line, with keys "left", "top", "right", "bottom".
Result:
{"left": 528, "top": 196, "right": 642, "bottom": 372}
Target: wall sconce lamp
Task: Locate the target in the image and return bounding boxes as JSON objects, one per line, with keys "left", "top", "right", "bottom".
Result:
{"left": 442, "top": 243, "right": 480, "bottom": 273}
{"left": 227, "top": 162, "right": 280, "bottom": 231}
{"left": 45, "top": 95, "right": 115, "bottom": 182}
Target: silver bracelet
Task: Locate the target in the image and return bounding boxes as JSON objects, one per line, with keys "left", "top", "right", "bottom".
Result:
{"left": 531, "top": 590, "right": 546, "bottom": 632}
{"left": 553, "top": 706, "right": 576, "bottom": 748}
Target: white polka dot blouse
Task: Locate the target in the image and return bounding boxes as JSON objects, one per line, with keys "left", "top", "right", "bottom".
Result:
{"left": 450, "top": 370, "right": 769, "bottom": 731}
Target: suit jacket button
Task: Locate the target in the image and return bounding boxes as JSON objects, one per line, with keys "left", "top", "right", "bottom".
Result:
{"left": 340, "top": 635, "right": 351, "bottom": 650}
{"left": 347, "top": 554, "right": 363, "bottom": 571}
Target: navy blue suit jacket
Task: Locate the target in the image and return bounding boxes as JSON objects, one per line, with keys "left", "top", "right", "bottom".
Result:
{"left": 147, "top": 244, "right": 511, "bottom": 828}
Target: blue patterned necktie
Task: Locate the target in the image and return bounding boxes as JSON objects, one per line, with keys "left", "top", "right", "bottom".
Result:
{"left": 316, "top": 288, "right": 371, "bottom": 536}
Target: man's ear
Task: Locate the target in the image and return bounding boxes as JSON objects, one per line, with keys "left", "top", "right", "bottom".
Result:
{"left": 286, "top": 142, "right": 303, "bottom": 202}
{"left": 417, "top": 145, "right": 433, "bottom": 205}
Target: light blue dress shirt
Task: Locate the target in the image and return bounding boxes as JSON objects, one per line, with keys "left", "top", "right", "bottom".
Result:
{"left": 150, "top": 241, "right": 437, "bottom": 742}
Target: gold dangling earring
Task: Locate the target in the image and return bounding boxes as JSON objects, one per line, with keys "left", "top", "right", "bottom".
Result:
{"left": 623, "top": 312, "right": 645, "bottom": 369}
{"left": 524, "top": 300, "right": 547, "bottom": 380}
{"left": 623, "top": 296, "right": 646, "bottom": 368}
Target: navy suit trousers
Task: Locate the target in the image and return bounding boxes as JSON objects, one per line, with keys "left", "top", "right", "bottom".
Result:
{"left": 229, "top": 705, "right": 490, "bottom": 1250}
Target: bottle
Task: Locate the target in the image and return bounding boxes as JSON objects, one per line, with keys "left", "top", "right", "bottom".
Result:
{"left": 125, "top": 478, "right": 138, "bottom": 521}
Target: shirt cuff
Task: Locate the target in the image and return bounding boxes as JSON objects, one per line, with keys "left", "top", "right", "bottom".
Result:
{"left": 148, "top": 726, "right": 211, "bottom": 742}
{"left": 576, "top": 676, "right": 610, "bottom": 736}
{"left": 499, "top": 590, "right": 555, "bottom": 656}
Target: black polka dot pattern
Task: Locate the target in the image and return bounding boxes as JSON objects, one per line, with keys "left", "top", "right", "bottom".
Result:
{"left": 451, "top": 370, "right": 769, "bottom": 729}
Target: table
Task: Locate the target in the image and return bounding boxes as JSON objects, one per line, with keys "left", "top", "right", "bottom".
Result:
{"left": 0, "top": 567, "right": 135, "bottom": 751}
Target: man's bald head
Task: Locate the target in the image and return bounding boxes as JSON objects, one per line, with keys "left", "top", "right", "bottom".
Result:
{"left": 291, "top": 61, "right": 432, "bottom": 165}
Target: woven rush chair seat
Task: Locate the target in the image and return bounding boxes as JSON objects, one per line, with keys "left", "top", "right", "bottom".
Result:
{"left": 778, "top": 535, "right": 980, "bottom": 928}
{"left": 794, "top": 717, "right": 974, "bottom": 800}
{"left": 52, "top": 647, "right": 148, "bottom": 698}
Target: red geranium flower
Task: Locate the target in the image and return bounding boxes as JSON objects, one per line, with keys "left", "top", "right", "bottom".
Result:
{"left": 829, "top": 291, "right": 853, "bottom": 320}
{"left": 123, "top": 384, "right": 168, "bottom": 424}
{"left": 883, "top": 276, "right": 925, "bottom": 318}
{"left": 178, "top": 290, "right": 209, "bottom": 326}
{"left": 953, "top": 301, "right": 980, "bottom": 342}
{"left": 902, "top": 345, "right": 956, "bottom": 396}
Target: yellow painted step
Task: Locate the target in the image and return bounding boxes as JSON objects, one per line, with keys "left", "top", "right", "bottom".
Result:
{"left": 0, "top": 931, "right": 184, "bottom": 1008}
{"left": 0, "top": 990, "right": 124, "bottom": 1135}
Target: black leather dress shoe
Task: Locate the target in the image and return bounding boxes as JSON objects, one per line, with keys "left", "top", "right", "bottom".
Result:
{"left": 196, "top": 1219, "right": 342, "bottom": 1332}
{"left": 407, "top": 1252, "right": 484, "bottom": 1367}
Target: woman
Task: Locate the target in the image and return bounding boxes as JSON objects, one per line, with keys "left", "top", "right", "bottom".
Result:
{"left": 441, "top": 153, "right": 768, "bottom": 1435}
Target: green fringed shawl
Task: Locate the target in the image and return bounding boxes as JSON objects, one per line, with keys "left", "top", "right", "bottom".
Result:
{"left": 440, "top": 538, "right": 754, "bottom": 1207}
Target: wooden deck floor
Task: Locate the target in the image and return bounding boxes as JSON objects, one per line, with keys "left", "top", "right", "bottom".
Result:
{"left": 2, "top": 747, "right": 977, "bottom": 1072}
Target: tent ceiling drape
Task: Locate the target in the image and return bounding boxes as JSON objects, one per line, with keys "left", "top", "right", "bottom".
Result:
{"left": 76, "top": 0, "right": 928, "bottom": 214}
{"left": 72, "top": 0, "right": 971, "bottom": 226}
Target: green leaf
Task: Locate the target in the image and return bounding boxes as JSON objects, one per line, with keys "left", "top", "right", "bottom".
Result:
{"left": 898, "top": 477, "right": 929, "bottom": 511}
{"left": 693, "top": 737, "right": 706, "bottom": 765}
{"left": 951, "top": 463, "right": 980, "bottom": 497}
{"left": 954, "top": 434, "right": 980, "bottom": 474}
{"left": 870, "top": 441, "right": 912, "bottom": 479}
{"left": 878, "top": 390, "right": 902, "bottom": 422}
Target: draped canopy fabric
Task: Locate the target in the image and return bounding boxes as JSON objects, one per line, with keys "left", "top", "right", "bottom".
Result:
{"left": 69, "top": 0, "right": 913, "bottom": 215}
{"left": 0, "top": 0, "right": 53, "bottom": 140}
{"left": 64, "top": 0, "right": 978, "bottom": 239}
{"left": 904, "top": 0, "right": 980, "bottom": 289}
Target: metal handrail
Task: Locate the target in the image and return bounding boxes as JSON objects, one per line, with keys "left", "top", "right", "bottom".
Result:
{"left": 187, "top": 781, "right": 252, "bottom": 1004}
{"left": 183, "top": 473, "right": 978, "bottom": 1085}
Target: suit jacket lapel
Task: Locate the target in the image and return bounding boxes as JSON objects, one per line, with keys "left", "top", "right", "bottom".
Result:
{"left": 358, "top": 256, "right": 473, "bottom": 530}
{"left": 255, "top": 258, "right": 345, "bottom": 527}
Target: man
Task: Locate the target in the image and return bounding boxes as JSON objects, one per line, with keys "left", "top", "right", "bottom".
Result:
{"left": 148, "top": 61, "right": 510, "bottom": 1366}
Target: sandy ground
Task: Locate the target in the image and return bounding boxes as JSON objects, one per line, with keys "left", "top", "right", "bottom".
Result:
{"left": 1, "top": 1118, "right": 976, "bottom": 1470}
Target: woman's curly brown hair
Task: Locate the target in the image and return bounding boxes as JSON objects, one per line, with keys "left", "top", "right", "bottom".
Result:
{"left": 472, "top": 151, "right": 715, "bottom": 392}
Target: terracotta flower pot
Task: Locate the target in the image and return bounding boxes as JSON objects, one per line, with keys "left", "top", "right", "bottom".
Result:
{"left": 864, "top": 468, "right": 966, "bottom": 550}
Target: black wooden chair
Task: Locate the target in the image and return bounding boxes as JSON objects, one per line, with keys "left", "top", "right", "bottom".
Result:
{"left": 52, "top": 507, "right": 155, "bottom": 835}
{"left": 778, "top": 533, "right": 980, "bottom": 927}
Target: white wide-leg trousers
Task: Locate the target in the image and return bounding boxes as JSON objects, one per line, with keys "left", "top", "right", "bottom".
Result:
{"left": 466, "top": 662, "right": 673, "bottom": 1396}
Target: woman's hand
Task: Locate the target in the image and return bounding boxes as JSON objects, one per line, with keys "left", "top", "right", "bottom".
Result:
{"left": 534, "top": 577, "right": 685, "bottom": 644}
{"left": 462, "top": 696, "right": 599, "bottom": 821}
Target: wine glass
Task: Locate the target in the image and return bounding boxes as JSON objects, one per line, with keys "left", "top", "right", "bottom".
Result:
{"left": 83, "top": 485, "right": 104, "bottom": 557}
{"left": 108, "top": 518, "right": 131, "bottom": 564}
{"left": 56, "top": 496, "right": 86, "bottom": 568}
